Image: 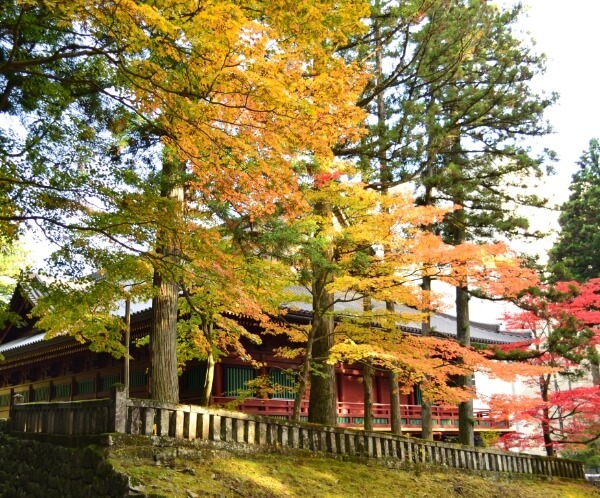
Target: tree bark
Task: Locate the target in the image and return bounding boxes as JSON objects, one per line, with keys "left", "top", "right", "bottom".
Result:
{"left": 373, "top": 20, "right": 403, "bottom": 435}
{"left": 421, "top": 400, "right": 433, "bottom": 440}
{"left": 540, "top": 375, "right": 555, "bottom": 457}
{"left": 388, "top": 369, "right": 402, "bottom": 435}
{"left": 308, "top": 268, "right": 337, "bottom": 425}
{"left": 201, "top": 346, "right": 215, "bottom": 407}
{"left": 149, "top": 159, "right": 184, "bottom": 403}
{"left": 361, "top": 295, "right": 374, "bottom": 431}
{"left": 292, "top": 326, "right": 315, "bottom": 421}
{"left": 456, "top": 284, "right": 474, "bottom": 446}
{"left": 591, "top": 358, "right": 600, "bottom": 386}
{"left": 382, "top": 301, "right": 402, "bottom": 434}
{"left": 150, "top": 268, "right": 180, "bottom": 402}
{"left": 446, "top": 135, "right": 474, "bottom": 446}
{"left": 420, "top": 274, "right": 434, "bottom": 441}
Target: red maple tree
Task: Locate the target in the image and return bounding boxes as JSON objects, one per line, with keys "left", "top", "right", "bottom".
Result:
{"left": 490, "top": 279, "right": 600, "bottom": 456}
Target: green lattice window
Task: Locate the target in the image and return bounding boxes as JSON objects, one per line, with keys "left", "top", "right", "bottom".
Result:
{"left": 33, "top": 387, "right": 49, "bottom": 401}
{"left": 337, "top": 417, "right": 350, "bottom": 424}
{"left": 54, "top": 383, "right": 71, "bottom": 399}
{"left": 129, "top": 371, "right": 147, "bottom": 388}
{"left": 269, "top": 369, "right": 296, "bottom": 399}
{"left": 224, "top": 366, "right": 255, "bottom": 397}
{"left": 0, "top": 394, "right": 10, "bottom": 407}
{"left": 101, "top": 374, "right": 121, "bottom": 392}
{"left": 77, "top": 379, "right": 96, "bottom": 396}
{"left": 374, "top": 417, "right": 388, "bottom": 425}
{"left": 182, "top": 366, "right": 206, "bottom": 390}
{"left": 414, "top": 384, "right": 423, "bottom": 405}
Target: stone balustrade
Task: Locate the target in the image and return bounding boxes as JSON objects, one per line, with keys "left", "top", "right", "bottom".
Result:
{"left": 9, "top": 385, "right": 585, "bottom": 480}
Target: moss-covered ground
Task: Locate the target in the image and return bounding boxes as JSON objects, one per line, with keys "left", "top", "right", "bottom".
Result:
{"left": 107, "top": 446, "right": 600, "bottom": 498}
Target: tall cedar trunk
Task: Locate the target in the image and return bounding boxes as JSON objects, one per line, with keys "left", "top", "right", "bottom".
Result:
{"left": 308, "top": 295, "right": 337, "bottom": 425}
{"left": 448, "top": 135, "right": 474, "bottom": 446}
{"left": 419, "top": 169, "right": 436, "bottom": 441}
{"left": 308, "top": 255, "right": 337, "bottom": 425}
{"left": 421, "top": 275, "right": 434, "bottom": 440}
{"left": 387, "top": 300, "right": 402, "bottom": 434}
{"left": 421, "top": 401, "right": 433, "bottom": 440}
{"left": 362, "top": 295, "right": 374, "bottom": 431}
{"left": 150, "top": 269, "right": 180, "bottom": 402}
{"left": 293, "top": 326, "right": 315, "bottom": 421}
{"left": 453, "top": 186, "right": 473, "bottom": 446}
{"left": 456, "top": 284, "right": 474, "bottom": 446}
{"left": 388, "top": 369, "right": 401, "bottom": 434}
{"left": 374, "top": 23, "right": 402, "bottom": 434}
{"left": 149, "top": 160, "right": 183, "bottom": 403}
{"left": 540, "top": 375, "right": 555, "bottom": 457}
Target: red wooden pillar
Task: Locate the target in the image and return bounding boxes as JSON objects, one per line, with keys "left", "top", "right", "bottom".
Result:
{"left": 213, "top": 362, "right": 224, "bottom": 397}
{"left": 374, "top": 373, "right": 382, "bottom": 404}
{"left": 337, "top": 370, "right": 344, "bottom": 403}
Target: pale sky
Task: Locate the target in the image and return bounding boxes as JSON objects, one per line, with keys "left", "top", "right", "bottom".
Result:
{"left": 447, "top": 0, "right": 600, "bottom": 323}
{"left": 511, "top": 0, "right": 600, "bottom": 203}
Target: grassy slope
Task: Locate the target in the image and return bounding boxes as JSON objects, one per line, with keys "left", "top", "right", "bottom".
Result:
{"left": 108, "top": 446, "right": 600, "bottom": 498}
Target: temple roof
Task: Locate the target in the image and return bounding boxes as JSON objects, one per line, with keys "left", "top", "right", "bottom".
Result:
{"left": 282, "top": 285, "right": 530, "bottom": 345}
{"left": 0, "top": 280, "right": 530, "bottom": 356}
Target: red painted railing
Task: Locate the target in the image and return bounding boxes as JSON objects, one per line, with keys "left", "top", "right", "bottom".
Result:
{"left": 210, "top": 397, "right": 511, "bottom": 431}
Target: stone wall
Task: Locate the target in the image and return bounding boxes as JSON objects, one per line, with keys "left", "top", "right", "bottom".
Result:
{"left": 0, "top": 434, "right": 129, "bottom": 498}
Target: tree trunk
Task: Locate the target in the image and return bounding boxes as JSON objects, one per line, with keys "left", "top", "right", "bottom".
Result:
{"left": 447, "top": 143, "right": 474, "bottom": 446}
{"left": 201, "top": 347, "right": 215, "bottom": 407}
{"left": 420, "top": 274, "right": 434, "bottom": 440}
{"left": 382, "top": 300, "right": 402, "bottom": 434}
{"left": 421, "top": 400, "right": 433, "bottom": 440}
{"left": 373, "top": 22, "right": 403, "bottom": 435}
{"left": 388, "top": 369, "right": 402, "bottom": 435}
{"left": 540, "top": 375, "right": 555, "bottom": 457}
{"left": 293, "top": 326, "right": 315, "bottom": 421}
{"left": 149, "top": 159, "right": 184, "bottom": 403}
{"left": 308, "top": 310, "right": 337, "bottom": 425}
{"left": 308, "top": 270, "right": 337, "bottom": 425}
{"left": 150, "top": 268, "right": 180, "bottom": 402}
{"left": 361, "top": 295, "right": 374, "bottom": 431}
{"left": 456, "top": 284, "right": 474, "bottom": 446}
{"left": 591, "top": 358, "right": 600, "bottom": 386}
{"left": 363, "top": 360, "right": 374, "bottom": 431}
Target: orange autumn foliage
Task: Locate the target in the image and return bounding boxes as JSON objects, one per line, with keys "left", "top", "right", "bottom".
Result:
{"left": 115, "top": 0, "right": 368, "bottom": 216}
{"left": 417, "top": 237, "right": 539, "bottom": 300}
{"left": 41, "top": 0, "right": 369, "bottom": 219}
{"left": 290, "top": 174, "right": 547, "bottom": 406}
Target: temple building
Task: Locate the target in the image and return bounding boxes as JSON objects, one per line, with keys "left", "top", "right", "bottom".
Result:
{"left": 0, "top": 280, "right": 530, "bottom": 439}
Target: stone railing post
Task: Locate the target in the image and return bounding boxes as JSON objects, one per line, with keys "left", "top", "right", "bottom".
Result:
{"left": 109, "top": 384, "right": 128, "bottom": 433}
